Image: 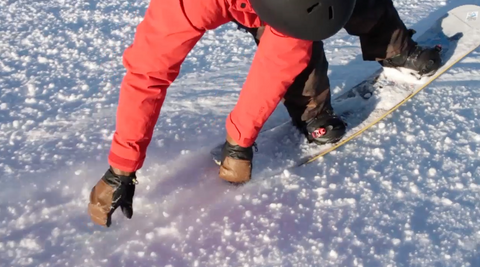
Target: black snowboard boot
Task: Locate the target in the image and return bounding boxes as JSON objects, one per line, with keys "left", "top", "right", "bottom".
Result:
{"left": 381, "top": 30, "right": 442, "bottom": 77}
{"left": 296, "top": 109, "right": 347, "bottom": 145}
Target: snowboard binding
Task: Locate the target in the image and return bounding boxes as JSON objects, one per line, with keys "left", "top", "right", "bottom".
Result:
{"left": 381, "top": 29, "right": 443, "bottom": 80}
{"left": 303, "top": 111, "right": 347, "bottom": 145}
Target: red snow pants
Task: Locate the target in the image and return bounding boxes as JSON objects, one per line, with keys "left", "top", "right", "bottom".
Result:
{"left": 108, "top": 0, "right": 313, "bottom": 171}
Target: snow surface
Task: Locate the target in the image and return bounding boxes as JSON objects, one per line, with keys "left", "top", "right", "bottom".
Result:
{"left": 1, "top": 0, "right": 480, "bottom": 266}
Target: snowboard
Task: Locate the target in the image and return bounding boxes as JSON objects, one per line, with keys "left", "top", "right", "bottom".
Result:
{"left": 211, "top": 4, "right": 480, "bottom": 177}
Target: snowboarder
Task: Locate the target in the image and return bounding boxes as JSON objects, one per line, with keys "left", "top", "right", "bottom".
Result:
{"left": 88, "top": 0, "right": 442, "bottom": 227}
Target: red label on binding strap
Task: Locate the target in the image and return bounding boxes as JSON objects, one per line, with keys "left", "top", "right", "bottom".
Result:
{"left": 312, "top": 128, "right": 326, "bottom": 138}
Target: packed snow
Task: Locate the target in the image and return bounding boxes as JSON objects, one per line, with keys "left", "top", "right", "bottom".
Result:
{"left": 1, "top": 0, "right": 480, "bottom": 266}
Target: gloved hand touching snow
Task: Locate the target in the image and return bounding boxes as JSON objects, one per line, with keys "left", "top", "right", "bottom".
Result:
{"left": 88, "top": 167, "right": 137, "bottom": 227}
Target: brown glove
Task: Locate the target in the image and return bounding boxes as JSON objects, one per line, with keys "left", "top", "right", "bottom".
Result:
{"left": 88, "top": 167, "right": 137, "bottom": 227}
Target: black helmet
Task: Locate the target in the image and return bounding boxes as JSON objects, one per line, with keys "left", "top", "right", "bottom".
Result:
{"left": 249, "top": 0, "right": 356, "bottom": 41}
